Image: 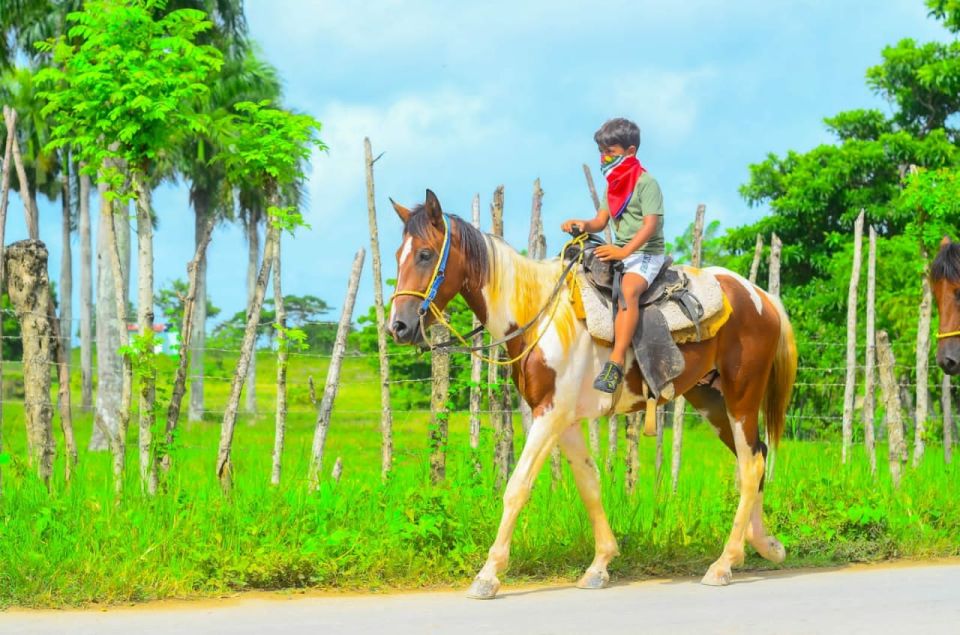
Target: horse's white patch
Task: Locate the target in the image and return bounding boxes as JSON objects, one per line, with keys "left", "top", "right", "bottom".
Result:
{"left": 389, "top": 236, "right": 415, "bottom": 326}
{"left": 705, "top": 266, "right": 763, "bottom": 314}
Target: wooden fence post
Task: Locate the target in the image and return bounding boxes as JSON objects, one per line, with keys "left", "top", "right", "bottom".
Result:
{"left": 944, "top": 375, "right": 953, "bottom": 465}
{"left": 430, "top": 323, "right": 450, "bottom": 484}
{"left": 655, "top": 406, "right": 665, "bottom": 487}
{"left": 766, "top": 232, "right": 782, "bottom": 478}
{"left": 671, "top": 204, "right": 704, "bottom": 492}
{"left": 47, "top": 298, "right": 76, "bottom": 482}
{"left": 863, "top": 225, "right": 878, "bottom": 474}
{"left": 469, "top": 194, "right": 483, "bottom": 471}
{"left": 521, "top": 179, "right": 543, "bottom": 437}
{"left": 877, "top": 330, "right": 906, "bottom": 487}
{"left": 309, "top": 248, "right": 365, "bottom": 491}
{"left": 748, "top": 234, "right": 763, "bottom": 284}
{"left": 582, "top": 164, "right": 613, "bottom": 244}
{"left": 489, "top": 186, "right": 513, "bottom": 488}
{"left": 605, "top": 415, "right": 618, "bottom": 474}
{"left": 0, "top": 120, "right": 7, "bottom": 495}
{"left": 913, "top": 251, "right": 932, "bottom": 467}
{"left": 4, "top": 240, "right": 54, "bottom": 487}
{"left": 625, "top": 412, "right": 639, "bottom": 493}
{"left": 842, "top": 211, "right": 865, "bottom": 464}
{"left": 216, "top": 221, "right": 278, "bottom": 493}
{"left": 161, "top": 217, "right": 214, "bottom": 475}
{"left": 364, "top": 138, "right": 394, "bottom": 481}
{"left": 271, "top": 233, "right": 287, "bottom": 486}
{"left": 588, "top": 419, "right": 601, "bottom": 462}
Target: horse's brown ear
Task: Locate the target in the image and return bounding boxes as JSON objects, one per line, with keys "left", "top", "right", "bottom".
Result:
{"left": 942, "top": 235, "right": 953, "bottom": 249}
{"left": 424, "top": 189, "right": 444, "bottom": 229}
{"left": 390, "top": 198, "right": 411, "bottom": 223}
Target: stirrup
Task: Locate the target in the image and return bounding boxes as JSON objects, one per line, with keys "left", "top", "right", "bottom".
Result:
{"left": 593, "top": 361, "right": 624, "bottom": 393}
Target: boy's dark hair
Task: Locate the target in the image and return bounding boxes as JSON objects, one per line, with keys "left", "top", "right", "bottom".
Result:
{"left": 594, "top": 118, "right": 641, "bottom": 149}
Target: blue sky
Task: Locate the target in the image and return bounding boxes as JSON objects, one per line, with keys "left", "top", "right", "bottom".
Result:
{"left": 5, "top": 0, "right": 951, "bottom": 329}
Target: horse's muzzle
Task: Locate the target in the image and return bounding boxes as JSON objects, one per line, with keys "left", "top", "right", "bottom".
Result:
{"left": 389, "top": 318, "right": 423, "bottom": 346}
{"left": 938, "top": 348, "right": 960, "bottom": 375}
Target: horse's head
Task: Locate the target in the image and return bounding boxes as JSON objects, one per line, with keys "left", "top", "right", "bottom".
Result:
{"left": 932, "top": 236, "right": 960, "bottom": 375}
{"left": 388, "top": 189, "right": 489, "bottom": 345}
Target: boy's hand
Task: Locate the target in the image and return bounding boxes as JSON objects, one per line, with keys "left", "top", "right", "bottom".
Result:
{"left": 561, "top": 220, "right": 584, "bottom": 234}
{"left": 594, "top": 245, "right": 628, "bottom": 262}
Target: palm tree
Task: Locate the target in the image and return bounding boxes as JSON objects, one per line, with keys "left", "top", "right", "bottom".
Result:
{"left": 180, "top": 44, "right": 280, "bottom": 421}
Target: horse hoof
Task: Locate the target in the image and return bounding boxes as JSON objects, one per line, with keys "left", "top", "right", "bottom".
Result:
{"left": 576, "top": 568, "right": 610, "bottom": 590}
{"left": 760, "top": 538, "right": 786, "bottom": 564}
{"left": 466, "top": 576, "right": 501, "bottom": 600}
{"left": 701, "top": 565, "right": 732, "bottom": 587}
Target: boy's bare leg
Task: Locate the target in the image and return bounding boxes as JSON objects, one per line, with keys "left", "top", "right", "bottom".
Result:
{"left": 610, "top": 273, "right": 648, "bottom": 367}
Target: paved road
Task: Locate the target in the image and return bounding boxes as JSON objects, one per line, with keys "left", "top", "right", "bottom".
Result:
{"left": 4, "top": 563, "right": 960, "bottom": 635}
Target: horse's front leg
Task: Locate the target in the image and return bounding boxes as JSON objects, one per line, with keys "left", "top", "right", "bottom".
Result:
{"left": 466, "top": 409, "right": 567, "bottom": 600}
{"left": 558, "top": 423, "right": 619, "bottom": 589}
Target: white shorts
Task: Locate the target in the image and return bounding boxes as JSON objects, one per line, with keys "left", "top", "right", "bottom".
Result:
{"left": 621, "top": 251, "right": 666, "bottom": 285}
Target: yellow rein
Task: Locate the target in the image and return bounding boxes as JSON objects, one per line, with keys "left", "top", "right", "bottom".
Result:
{"left": 392, "top": 224, "right": 589, "bottom": 366}
{"left": 939, "top": 330, "right": 960, "bottom": 339}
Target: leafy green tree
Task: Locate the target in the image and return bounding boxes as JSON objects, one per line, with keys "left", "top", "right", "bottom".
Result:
{"left": 731, "top": 4, "right": 960, "bottom": 435}
{"left": 36, "top": 0, "right": 224, "bottom": 493}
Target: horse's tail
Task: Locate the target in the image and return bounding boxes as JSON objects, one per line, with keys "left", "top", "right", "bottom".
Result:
{"left": 763, "top": 294, "right": 797, "bottom": 448}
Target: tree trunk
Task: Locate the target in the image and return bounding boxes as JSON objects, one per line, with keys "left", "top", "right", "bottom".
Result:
{"left": 244, "top": 215, "right": 259, "bottom": 415}
{"left": 59, "top": 157, "right": 72, "bottom": 411}
{"left": 913, "top": 257, "right": 932, "bottom": 467}
{"left": 217, "top": 220, "right": 277, "bottom": 492}
{"left": 625, "top": 413, "right": 639, "bottom": 493}
{"left": 469, "top": 193, "right": 483, "bottom": 471}
{"left": 364, "top": 138, "right": 393, "bottom": 481}
{"left": 271, "top": 233, "right": 286, "bottom": 486}
{"left": 188, "top": 192, "right": 210, "bottom": 423}
{"left": 842, "top": 211, "right": 864, "bottom": 464}
{"left": 107, "top": 189, "right": 133, "bottom": 496}
{"left": 161, "top": 216, "right": 214, "bottom": 475}
{"left": 863, "top": 226, "right": 878, "bottom": 474}
{"left": 943, "top": 375, "right": 953, "bottom": 465}
{"left": 4, "top": 240, "right": 54, "bottom": 486}
{"left": 582, "top": 164, "right": 613, "bottom": 244}
{"left": 309, "top": 247, "right": 365, "bottom": 491}
{"left": 117, "top": 199, "right": 131, "bottom": 306}
{"left": 489, "top": 185, "right": 513, "bottom": 488}
{"left": 748, "top": 234, "right": 763, "bottom": 284}
{"left": 3, "top": 107, "right": 38, "bottom": 240}
{"left": 131, "top": 174, "right": 158, "bottom": 495}
{"left": 90, "top": 177, "right": 122, "bottom": 453}
{"left": 79, "top": 170, "right": 93, "bottom": 411}
{"left": 429, "top": 322, "right": 450, "bottom": 484}
{"left": 877, "top": 330, "right": 906, "bottom": 487}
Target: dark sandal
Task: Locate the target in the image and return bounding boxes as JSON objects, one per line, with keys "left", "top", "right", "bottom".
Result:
{"left": 593, "top": 361, "right": 624, "bottom": 393}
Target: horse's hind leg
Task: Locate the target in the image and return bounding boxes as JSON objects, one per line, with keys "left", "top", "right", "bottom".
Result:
{"left": 557, "top": 423, "right": 619, "bottom": 589}
{"left": 747, "top": 474, "right": 786, "bottom": 564}
{"left": 683, "top": 375, "right": 773, "bottom": 586}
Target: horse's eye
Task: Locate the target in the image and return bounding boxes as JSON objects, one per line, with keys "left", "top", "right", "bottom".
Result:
{"left": 417, "top": 249, "right": 433, "bottom": 263}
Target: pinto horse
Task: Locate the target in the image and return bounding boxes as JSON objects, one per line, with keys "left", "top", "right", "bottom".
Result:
{"left": 388, "top": 190, "right": 798, "bottom": 598}
{"left": 932, "top": 236, "right": 960, "bottom": 375}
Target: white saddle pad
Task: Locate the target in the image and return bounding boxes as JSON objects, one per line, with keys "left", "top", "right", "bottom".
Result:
{"left": 579, "top": 266, "right": 725, "bottom": 343}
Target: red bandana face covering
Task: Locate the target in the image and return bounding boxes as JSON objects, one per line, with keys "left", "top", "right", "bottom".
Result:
{"left": 601, "top": 154, "right": 645, "bottom": 220}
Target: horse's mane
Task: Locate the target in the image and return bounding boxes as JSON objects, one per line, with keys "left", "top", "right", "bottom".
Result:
{"left": 404, "top": 206, "right": 490, "bottom": 288}
{"left": 932, "top": 241, "right": 960, "bottom": 282}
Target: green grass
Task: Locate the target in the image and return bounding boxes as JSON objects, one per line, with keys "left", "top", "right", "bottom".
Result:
{"left": 0, "top": 351, "right": 959, "bottom": 607}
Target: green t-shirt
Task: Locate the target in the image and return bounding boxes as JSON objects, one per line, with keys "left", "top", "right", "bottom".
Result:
{"left": 601, "top": 171, "right": 665, "bottom": 255}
